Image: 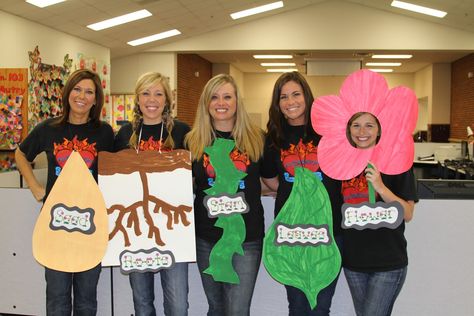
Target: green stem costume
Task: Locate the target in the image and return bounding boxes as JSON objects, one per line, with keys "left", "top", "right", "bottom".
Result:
{"left": 203, "top": 138, "right": 247, "bottom": 284}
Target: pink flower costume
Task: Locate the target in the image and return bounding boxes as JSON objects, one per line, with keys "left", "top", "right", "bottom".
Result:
{"left": 311, "top": 69, "right": 418, "bottom": 180}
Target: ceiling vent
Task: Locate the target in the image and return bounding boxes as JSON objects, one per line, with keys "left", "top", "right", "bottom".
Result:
{"left": 306, "top": 60, "right": 361, "bottom": 76}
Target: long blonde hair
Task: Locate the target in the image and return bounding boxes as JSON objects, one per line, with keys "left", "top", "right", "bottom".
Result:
{"left": 185, "top": 74, "right": 263, "bottom": 161}
{"left": 129, "top": 72, "right": 175, "bottom": 149}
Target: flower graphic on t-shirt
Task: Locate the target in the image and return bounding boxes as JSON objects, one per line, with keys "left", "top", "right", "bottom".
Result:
{"left": 138, "top": 136, "right": 169, "bottom": 152}
{"left": 54, "top": 136, "right": 97, "bottom": 168}
{"left": 53, "top": 136, "right": 97, "bottom": 176}
{"left": 311, "top": 69, "right": 418, "bottom": 180}
{"left": 203, "top": 148, "right": 249, "bottom": 189}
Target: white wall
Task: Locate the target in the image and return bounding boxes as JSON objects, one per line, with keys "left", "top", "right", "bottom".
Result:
{"left": 431, "top": 63, "right": 451, "bottom": 124}
{"left": 413, "top": 64, "right": 452, "bottom": 126}
{"left": 110, "top": 53, "right": 176, "bottom": 93}
{"left": 414, "top": 65, "right": 434, "bottom": 129}
{"left": 0, "top": 10, "right": 109, "bottom": 70}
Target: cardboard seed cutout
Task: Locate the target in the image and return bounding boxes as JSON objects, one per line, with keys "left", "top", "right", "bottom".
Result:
{"left": 99, "top": 149, "right": 195, "bottom": 274}
{"left": 203, "top": 138, "right": 247, "bottom": 284}
{"left": 263, "top": 167, "right": 341, "bottom": 309}
{"left": 32, "top": 150, "right": 108, "bottom": 272}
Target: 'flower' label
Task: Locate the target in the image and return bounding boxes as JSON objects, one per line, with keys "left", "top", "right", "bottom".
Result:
{"left": 341, "top": 201, "right": 404, "bottom": 230}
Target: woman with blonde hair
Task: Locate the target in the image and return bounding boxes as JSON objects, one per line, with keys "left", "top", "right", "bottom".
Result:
{"left": 114, "top": 72, "right": 190, "bottom": 316}
{"left": 185, "top": 74, "right": 264, "bottom": 315}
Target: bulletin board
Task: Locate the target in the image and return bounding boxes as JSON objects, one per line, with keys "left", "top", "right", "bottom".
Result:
{"left": 0, "top": 68, "right": 28, "bottom": 150}
{"left": 111, "top": 94, "right": 135, "bottom": 130}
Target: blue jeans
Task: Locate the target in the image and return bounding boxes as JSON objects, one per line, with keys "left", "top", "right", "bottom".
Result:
{"left": 344, "top": 267, "right": 407, "bottom": 316}
{"left": 285, "top": 235, "right": 343, "bottom": 316}
{"left": 129, "top": 262, "right": 189, "bottom": 316}
{"left": 45, "top": 264, "right": 101, "bottom": 316}
{"left": 196, "top": 237, "right": 262, "bottom": 316}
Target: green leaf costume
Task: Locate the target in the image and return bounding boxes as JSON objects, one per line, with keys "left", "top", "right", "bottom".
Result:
{"left": 263, "top": 167, "right": 341, "bottom": 309}
{"left": 203, "top": 138, "right": 247, "bottom": 284}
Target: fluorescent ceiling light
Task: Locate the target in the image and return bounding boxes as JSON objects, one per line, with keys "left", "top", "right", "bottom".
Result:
{"left": 26, "top": 0, "right": 65, "bottom": 8}
{"left": 368, "top": 68, "right": 394, "bottom": 73}
{"left": 365, "top": 62, "right": 402, "bottom": 66}
{"left": 127, "top": 29, "right": 181, "bottom": 46}
{"left": 391, "top": 0, "right": 447, "bottom": 18}
{"left": 231, "top": 1, "right": 284, "bottom": 20}
{"left": 372, "top": 54, "right": 412, "bottom": 59}
{"left": 266, "top": 68, "right": 298, "bottom": 73}
{"left": 253, "top": 55, "right": 293, "bottom": 59}
{"left": 261, "top": 62, "right": 296, "bottom": 67}
{"left": 87, "top": 10, "right": 152, "bottom": 31}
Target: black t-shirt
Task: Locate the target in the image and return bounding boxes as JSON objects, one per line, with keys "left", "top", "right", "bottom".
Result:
{"left": 114, "top": 120, "right": 190, "bottom": 151}
{"left": 19, "top": 118, "right": 114, "bottom": 201}
{"left": 341, "top": 168, "right": 418, "bottom": 272}
{"left": 261, "top": 124, "right": 343, "bottom": 237}
{"left": 192, "top": 131, "right": 265, "bottom": 243}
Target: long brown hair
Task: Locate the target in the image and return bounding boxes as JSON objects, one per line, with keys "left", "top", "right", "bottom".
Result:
{"left": 52, "top": 68, "right": 104, "bottom": 127}
{"left": 266, "top": 71, "right": 315, "bottom": 149}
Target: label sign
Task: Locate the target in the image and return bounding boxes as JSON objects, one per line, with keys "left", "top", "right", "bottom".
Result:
{"left": 275, "top": 223, "right": 331, "bottom": 246}
{"left": 203, "top": 192, "right": 249, "bottom": 218}
{"left": 120, "top": 248, "right": 175, "bottom": 274}
{"left": 341, "top": 201, "right": 404, "bottom": 230}
{"left": 49, "top": 203, "right": 95, "bottom": 234}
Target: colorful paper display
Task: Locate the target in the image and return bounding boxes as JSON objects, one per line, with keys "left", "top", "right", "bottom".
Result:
{"left": 0, "top": 68, "right": 28, "bottom": 150}
{"left": 28, "top": 46, "right": 72, "bottom": 131}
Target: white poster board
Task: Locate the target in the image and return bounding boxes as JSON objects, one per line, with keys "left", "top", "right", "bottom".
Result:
{"left": 98, "top": 149, "right": 195, "bottom": 270}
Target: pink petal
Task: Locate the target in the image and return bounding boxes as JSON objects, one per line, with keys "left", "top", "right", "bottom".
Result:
{"left": 339, "top": 70, "right": 388, "bottom": 116}
{"left": 311, "top": 95, "right": 351, "bottom": 137}
{"left": 375, "top": 86, "right": 418, "bottom": 174}
{"left": 318, "top": 135, "right": 373, "bottom": 180}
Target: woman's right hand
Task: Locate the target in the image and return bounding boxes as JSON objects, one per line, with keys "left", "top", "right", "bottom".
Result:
{"left": 31, "top": 184, "right": 46, "bottom": 202}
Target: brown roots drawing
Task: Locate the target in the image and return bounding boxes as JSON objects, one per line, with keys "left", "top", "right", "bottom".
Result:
{"left": 107, "top": 171, "right": 192, "bottom": 247}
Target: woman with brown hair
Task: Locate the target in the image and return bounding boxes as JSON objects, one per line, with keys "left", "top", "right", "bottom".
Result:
{"left": 15, "top": 68, "right": 114, "bottom": 315}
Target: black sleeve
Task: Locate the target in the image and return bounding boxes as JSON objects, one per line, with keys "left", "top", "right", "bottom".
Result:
{"left": 100, "top": 122, "right": 115, "bottom": 152}
{"left": 386, "top": 167, "right": 418, "bottom": 203}
{"left": 19, "top": 120, "right": 48, "bottom": 162}
{"left": 114, "top": 123, "right": 133, "bottom": 151}
{"left": 261, "top": 136, "right": 279, "bottom": 179}
{"left": 172, "top": 120, "right": 191, "bottom": 149}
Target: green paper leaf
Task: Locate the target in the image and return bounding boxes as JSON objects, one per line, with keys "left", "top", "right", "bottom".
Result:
{"left": 263, "top": 167, "right": 341, "bottom": 309}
